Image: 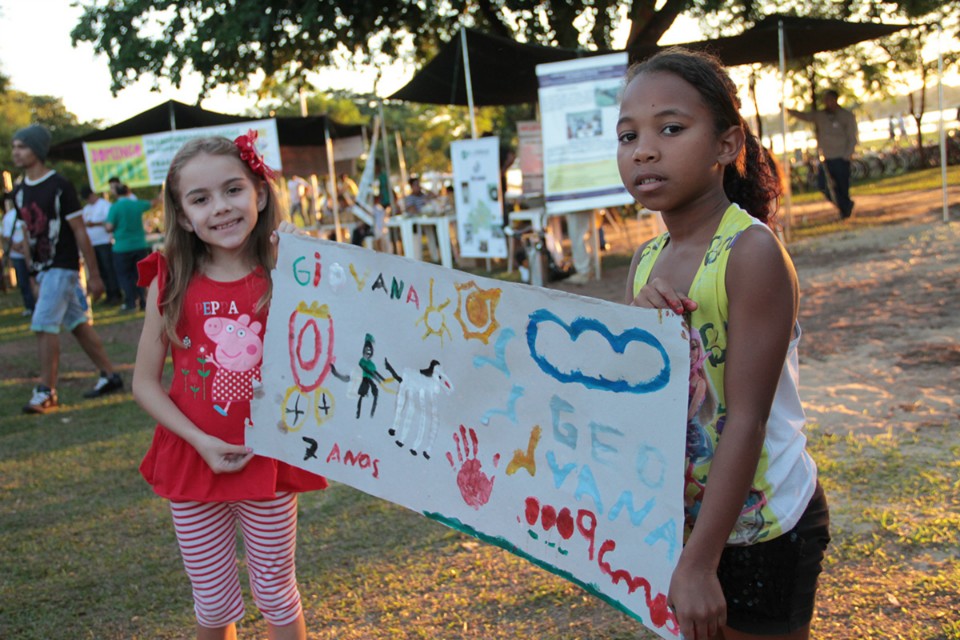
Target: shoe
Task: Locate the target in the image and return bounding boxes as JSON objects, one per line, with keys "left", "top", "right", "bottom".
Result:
{"left": 83, "top": 372, "right": 124, "bottom": 398}
{"left": 24, "top": 385, "right": 58, "bottom": 414}
{"left": 21, "top": 309, "right": 33, "bottom": 317}
{"left": 120, "top": 305, "right": 136, "bottom": 313}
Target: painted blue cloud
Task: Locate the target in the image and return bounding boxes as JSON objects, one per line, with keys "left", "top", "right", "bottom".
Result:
{"left": 526, "top": 309, "right": 670, "bottom": 393}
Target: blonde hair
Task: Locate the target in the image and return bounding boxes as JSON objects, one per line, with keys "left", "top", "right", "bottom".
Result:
{"left": 158, "top": 136, "right": 281, "bottom": 345}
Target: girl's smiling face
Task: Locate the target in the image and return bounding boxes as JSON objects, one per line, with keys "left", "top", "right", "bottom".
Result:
{"left": 176, "top": 152, "right": 267, "bottom": 255}
{"left": 616, "top": 71, "right": 740, "bottom": 216}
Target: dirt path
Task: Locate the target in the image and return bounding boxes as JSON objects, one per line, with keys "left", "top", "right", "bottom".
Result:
{"left": 549, "top": 186, "right": 960, "bottom": 436}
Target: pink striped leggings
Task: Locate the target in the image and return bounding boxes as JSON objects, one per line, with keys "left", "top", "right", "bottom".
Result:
{"left": 169, "top": 492, "right": 303, "bottom": 628}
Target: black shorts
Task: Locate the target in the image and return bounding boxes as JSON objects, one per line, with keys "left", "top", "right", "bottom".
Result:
{"left": 718, "top": 482, "right": 831, "bottom": 635}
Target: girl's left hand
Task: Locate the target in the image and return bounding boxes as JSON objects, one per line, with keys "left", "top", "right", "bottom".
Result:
{"left": 668, "top": 559, "right": 727, "bottom": 640}
{"left": 271, "top": 220, "right": 316, "bottom": 249}
{"left": 630, "top": 277, "right": 698, "bottom": 314}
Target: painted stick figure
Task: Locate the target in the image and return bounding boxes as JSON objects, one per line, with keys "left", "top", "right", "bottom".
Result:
{"left": 332, "top": 333, "right": 386, "bottom": 419}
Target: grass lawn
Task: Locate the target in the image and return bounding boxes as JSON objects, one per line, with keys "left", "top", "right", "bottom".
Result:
{"left": 1, "top": 167, "right": 958, "bottom": 638}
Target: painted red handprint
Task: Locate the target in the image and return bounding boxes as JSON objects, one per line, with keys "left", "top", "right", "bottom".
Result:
{"left": 447, "top": 424, "right": 500, "bottom": 510}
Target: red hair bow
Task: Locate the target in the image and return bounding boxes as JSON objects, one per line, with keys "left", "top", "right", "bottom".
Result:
{"left": 234, "top": 129, "right": 275, "bottom": 180}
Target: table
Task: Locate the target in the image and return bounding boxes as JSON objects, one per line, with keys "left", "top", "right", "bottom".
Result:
{"left": 386, "top": 214, "right": 457, "bottom": 269}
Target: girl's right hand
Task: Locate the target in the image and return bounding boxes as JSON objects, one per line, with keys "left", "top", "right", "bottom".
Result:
{"left": 195, "top": 434, "right": 255, "bottom": 474}
{"left": 629, "top": 277, "right": 699, "bottom": 314}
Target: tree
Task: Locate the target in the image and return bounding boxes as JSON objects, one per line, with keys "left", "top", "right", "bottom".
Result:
{"left": 0, "top": 90, "right": 99, "bottom": 190}
{"left": 71, "top": 0, "right": 790, "bottom": 100}
{"left": 70, "top": 0, "right": 958, "bottom": 177}
{"left": 871, "top": 10, "right": 960, "bottom": 164}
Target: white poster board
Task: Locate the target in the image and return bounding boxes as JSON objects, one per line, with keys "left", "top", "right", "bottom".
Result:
{"left": 82, "top": 119, "right": 282, "bottom": 193}
{"left": 536, "top": 54, "right": 633, "bottom": 215}
{"left": 249, "top": 233, "right": 688, "bottom": 638}
{"left": 517, "top": 120, "right": 544, "bottom": 196}
{"left": 450, "top": 136, "right": 508, "bottom": 259}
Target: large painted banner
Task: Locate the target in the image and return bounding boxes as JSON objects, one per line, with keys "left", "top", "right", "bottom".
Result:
{"left": 82, "top": 119, "right": 282, "bottom": 193}
{"left": 249, "top": 233, "right": 688, "bottom": 638}
{"left": 536, "top": 54, "right": 634, "bottom": 215}
{"left": 450, "top": 136, "right": 509, "bottom": 259}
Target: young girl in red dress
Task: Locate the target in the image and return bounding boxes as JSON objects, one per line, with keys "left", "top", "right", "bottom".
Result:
{"left": 133, "top": 134, "right": 326, "bottom": 640}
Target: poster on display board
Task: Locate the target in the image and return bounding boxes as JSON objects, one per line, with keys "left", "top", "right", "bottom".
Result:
{"left": 450, "top": 136, "right": 508, "bottom": 259}
{"left": 517, "top": 120, "right": 544, "bottom": 196}
{"left": 536, "top": 54, "right": 633, "bottom": 215}
{"left": 81, "top": 119, "right": 282, "bottom": 193}
{"left": 247, "top": 232, "right": 689, "bottom": 639}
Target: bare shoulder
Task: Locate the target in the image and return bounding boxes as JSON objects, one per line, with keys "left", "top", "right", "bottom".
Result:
{"left": 730, "top": 224, "right": 792, "bottom": 268}
{"left": 727, "top": 224, "right": 798, "bottom": 312}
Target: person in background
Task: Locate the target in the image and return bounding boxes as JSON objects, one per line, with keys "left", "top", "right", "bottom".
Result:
{"left": 132, "top": 133, "right": 326, "bottom": 640}
{"left": 11, "top": 124, "right": 123, "bottom": 414}
{"left": 620, "top": 48, "right": 829, "bottom": 640}
{"left": 563, "top": 210, "right": 596, "bottom": 285}
{"left": 106, "top": 184, "right": 153, "bottom": 312}
{"left": 3, "top": 194, "right": 36, "bottom": 315}
{"left": 786, "top": 89, "right": 858, "bottom": 220}
{"left": 337, "top": 172, "right": 359, "bottom": 208}
{"left": 80, "top": 186, "right": 121, "bottom": 304}
{"left": 286, "top": 175, "right": 312, "bottom": 227}
{"left": 375, "top": 158, "right": 395, "bottom": 213}
{"left": 107, "top": 175, "right": 138, "bottom": 200}
{"left": 402, "top": 175, "right": 435, "bottom": 214}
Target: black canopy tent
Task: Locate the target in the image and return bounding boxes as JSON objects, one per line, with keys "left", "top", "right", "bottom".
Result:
{"left": 386, "top": 29, "right": 628, "bottom": 107}
{"left": 48, "top": 99, "right": 365, "bottom": 177}
{"left": 630, "top": 14, "right": 910, "bottom": 67}
{"left": 388, "top": 15, "right": 910, "bottom": 107}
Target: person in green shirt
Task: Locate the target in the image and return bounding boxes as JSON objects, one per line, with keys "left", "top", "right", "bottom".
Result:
{"left": 106, "top": 184, "right": 153, "bottom": 311}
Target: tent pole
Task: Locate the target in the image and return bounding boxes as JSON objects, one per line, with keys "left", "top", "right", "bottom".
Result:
{"left": 169, "top": 102, "right": 177, "bottom": 131}
{"left": 461, "top": 28, "right": 479, "bottom": 140}
{"left": 325, "top": 119, "right": 342, "bottom": 241}
{"left": 395, "top": 131, "right": 410, "bottom": 201}
{"left": 937, "top": 24, "right": 949, "bottom": 223}
{"left": 378, "top": 100, "right": 400, "bottom": 214}
{"left": 778, "top": 19, "right": 793, "bottom": 243}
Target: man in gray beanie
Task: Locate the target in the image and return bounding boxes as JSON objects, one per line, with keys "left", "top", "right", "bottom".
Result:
{"left": 11, "top": 124, "right": 123, "bottom": 414}
{"left": 12, "top": 124, "right": 52, "bottom": 162}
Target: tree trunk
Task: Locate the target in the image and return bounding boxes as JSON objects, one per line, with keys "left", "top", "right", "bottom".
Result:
{"left": 625, "top": 0, "right": 690, "bottom": 48}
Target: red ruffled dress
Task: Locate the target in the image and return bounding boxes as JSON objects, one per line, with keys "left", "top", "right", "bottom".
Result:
{"left": 137, "top": 252, "right": 327, "bottom": 502}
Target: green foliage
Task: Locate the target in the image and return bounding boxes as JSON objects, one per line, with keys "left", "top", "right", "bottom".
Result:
{"left": 0, "top": 90, "right": 99, "bottom": 193}
{"left": 69, "top": 0, "right": 821, "bottom": 100}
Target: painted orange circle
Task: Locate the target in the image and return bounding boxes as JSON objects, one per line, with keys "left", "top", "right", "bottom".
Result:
{"left": 465, "top": 292, "right": 489, "bottom": 326}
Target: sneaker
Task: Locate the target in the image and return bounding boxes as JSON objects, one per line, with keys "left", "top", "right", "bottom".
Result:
{"left": 83, "top": 372, "right": 124, "bottom": 398}
{"left": 24, "top": 385, "right": 58, "bottom": 414}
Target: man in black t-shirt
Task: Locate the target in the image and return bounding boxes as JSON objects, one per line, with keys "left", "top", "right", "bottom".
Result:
{"left": 11, "top": 125, "right": 123, "bottom": 414}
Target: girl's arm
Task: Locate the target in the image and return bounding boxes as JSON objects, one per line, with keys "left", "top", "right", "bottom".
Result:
{"left": 132, "top": 280, "right": 254, "bottom": 474}
{"left": 667, "top": 226, "right": 798, "bottom": 640}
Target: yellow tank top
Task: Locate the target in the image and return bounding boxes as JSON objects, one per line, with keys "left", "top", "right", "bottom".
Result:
{"left": 633, "top": 204, "right": 816, "bottom": 544}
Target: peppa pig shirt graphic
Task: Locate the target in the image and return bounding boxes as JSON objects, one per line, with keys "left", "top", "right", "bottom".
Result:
{"left": 173, "top": 292, "right": 267, "bottom": 422}
{"left": 203, "top": 314, "right": 264, "bottom": 416}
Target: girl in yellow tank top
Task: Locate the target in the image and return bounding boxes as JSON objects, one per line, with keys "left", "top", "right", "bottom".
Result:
{"left": 617, "top": 49, "right": 828, "bottom": 640}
